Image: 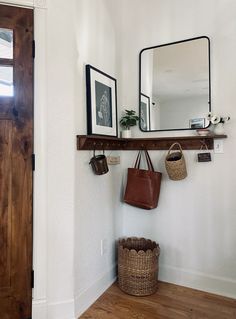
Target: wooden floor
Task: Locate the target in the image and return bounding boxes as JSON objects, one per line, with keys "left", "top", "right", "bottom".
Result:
{"left": 80, "top": 282, "right": 236, "bottom": 319}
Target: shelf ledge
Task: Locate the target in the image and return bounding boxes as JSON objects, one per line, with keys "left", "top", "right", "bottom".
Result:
{"left": 76, "top": 134, "right": 227, "bottom": 151}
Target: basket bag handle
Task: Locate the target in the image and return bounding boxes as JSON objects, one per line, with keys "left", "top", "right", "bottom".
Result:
{"left": 167, "top": 142, "right": 183, "bottom": 156}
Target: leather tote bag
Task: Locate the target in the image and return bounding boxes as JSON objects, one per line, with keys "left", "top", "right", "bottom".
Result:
{"left": 124, "top": 150, "right": 162, "bottom": 210}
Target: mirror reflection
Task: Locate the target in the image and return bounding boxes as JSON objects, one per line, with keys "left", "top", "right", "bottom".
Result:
{"left": 139, "top": 37, "right": 211, "bottom": 131}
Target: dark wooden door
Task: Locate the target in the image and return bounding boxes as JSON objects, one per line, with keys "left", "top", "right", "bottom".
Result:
{"left": 0, "top": 5, "right": 33, "bottom": 319}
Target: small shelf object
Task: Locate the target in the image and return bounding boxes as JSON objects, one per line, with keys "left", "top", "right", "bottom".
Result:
{"left": 77, "top": 134, "right": 227, "bottom": 151}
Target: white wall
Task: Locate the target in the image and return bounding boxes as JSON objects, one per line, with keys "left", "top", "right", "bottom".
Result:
{"left": 160, "top": 96, "right": 209, "bottom": 129}
{"left": 45, "top": 1, "right": 76, "bottom": 318}
{"left": 28, "top": 0, "right": 236, "bottom": 318}
{"left": 33, "top": 0, "right": 76, "bottom": 318}
{"left": 107, "top": 0, "right": 236, "bottom": 299}
{"left": 33, "top": 0, "right": 124, "bottom": 318}
{"left": 73, "top": 0, "right": 123, "bottom": 317}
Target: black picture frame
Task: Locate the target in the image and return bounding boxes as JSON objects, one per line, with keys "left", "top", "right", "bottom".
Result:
{"left": 140, "top": 93, "right": 151, "bottom": 131}
{"left": 86, "top": 64, "right": 118, "bottom": 137}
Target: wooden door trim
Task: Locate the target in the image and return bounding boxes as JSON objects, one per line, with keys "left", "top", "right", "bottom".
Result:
{"left": 0, "top": 0, "right": 47, "bottom": 9}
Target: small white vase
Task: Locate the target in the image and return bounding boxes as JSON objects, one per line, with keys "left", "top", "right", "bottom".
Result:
{"left": 121, "top": 129, "right": 131, "bottom": 138}
{"left": 214, "top": 123, "right": 225, "bottom": 135}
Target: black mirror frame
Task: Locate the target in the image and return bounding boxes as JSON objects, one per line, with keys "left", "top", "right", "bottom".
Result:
{"left": 139, "top": 36, "right": 211, "bottom": 132}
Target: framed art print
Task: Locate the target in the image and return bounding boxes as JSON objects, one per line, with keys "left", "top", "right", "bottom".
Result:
{"left": 140, "top": 93, "right": 150, "bottom": 131}
{"left": 86, "top": 65, "right": 118, "bottom": 137}
{"left": 189, "top": 118, "right": 205, "bottom": 129}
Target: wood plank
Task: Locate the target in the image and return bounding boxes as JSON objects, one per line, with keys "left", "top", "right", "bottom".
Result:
{"left": 77, "top": 135, "right": 227, "bottom": 151}
{"left": 0, "top": 120, "right": 12, "bottom": 289}
{"left": 80, "top": 282, "right": 236, "bottom": 319}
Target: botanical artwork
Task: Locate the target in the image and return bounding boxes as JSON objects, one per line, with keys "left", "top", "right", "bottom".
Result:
{"left": 95, "top": 81, "right": 112, "bottom": 127}
{"left": 86, "top": 64, "right": 118, "bottom": 137}
{"left": 189, "top": 118, "right": 205, "bottom": 129}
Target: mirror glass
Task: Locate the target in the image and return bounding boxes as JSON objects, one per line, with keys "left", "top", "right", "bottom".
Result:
{"left": 139, "top": 37, "right": 211, "bottom": 131}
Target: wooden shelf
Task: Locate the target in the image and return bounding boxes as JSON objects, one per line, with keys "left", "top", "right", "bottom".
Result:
{"left": 77, "top": 134, "right": 227, "bottom": 151}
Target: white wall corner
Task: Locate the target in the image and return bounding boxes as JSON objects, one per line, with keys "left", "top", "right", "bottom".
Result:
{"left": 75, "top": 264, "right": 117, "bottom": 318}
{"left": 159, "top": 264, "right": 236, "bottom": 300}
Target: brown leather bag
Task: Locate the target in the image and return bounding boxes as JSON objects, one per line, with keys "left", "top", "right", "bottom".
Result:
{"left": 124, "top": 150, "right": 162, "bottom": 210}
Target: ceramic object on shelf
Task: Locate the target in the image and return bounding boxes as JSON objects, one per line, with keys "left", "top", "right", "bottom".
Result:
{"left": 196, "top": 129, "right": 211, "bottom": 136}
{"left": 214, "top": 123, "right": 225, "bottom": 135}
{"left": 121, "top": 129, "right": 131, "bottom": 138}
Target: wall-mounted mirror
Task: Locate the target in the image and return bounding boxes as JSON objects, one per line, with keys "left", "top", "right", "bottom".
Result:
{"left": 139, "top": 36, "right": 211, "bottom": 131}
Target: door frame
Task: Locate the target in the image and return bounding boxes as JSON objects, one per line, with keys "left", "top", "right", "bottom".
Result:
{"left": 0, "top": 0, "right": 48, "bottom": 317}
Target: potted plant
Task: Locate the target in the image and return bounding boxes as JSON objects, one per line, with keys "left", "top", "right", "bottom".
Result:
{"left": 120, "top": 109, "right": 139, "bottom": 138}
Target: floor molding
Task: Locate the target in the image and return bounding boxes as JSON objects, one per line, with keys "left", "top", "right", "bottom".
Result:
{"left": 159, "top": 263, "right": 236, "bottom": 299}
{"left": 32, "top": 298, "right": 76, "bottom": 319}
{"left": 75, "top": 265, "right": 117, "bottom": 318}
{"left": 32, "top": 299, "right": 47, "bottom": 319}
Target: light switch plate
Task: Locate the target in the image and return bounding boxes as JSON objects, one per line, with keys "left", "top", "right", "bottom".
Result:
{"left": 214, "top": 140, "right": 224, "bottom": 153}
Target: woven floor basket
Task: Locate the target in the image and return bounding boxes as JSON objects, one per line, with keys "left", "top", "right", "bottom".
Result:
{"left": 118, "top": 237, "right": 160, "bottom": 296}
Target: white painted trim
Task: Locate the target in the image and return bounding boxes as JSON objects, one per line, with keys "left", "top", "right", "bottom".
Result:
{"left": 75, "top": 265, "right": 117, "bottom": 318}
{"left": 32, "top": 299, "right": 47, "bottom": 319}
{"left": 33, "top": 299, "right": 76, "bottom": 319}
{"left": 32, "top": 4, "right": 48, "bottom": 317}
{"left": 47, "top": 299, "right": 76, "bottom": 319}
{"left": 159, "top": 264, "right": 236, "bottom": 299}
{"left": 0, "top": 0, "right": 47, "bottom": 8}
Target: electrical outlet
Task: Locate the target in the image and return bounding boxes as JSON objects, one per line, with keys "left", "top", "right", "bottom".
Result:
{"left": 214, "top": 140, "right": 224, "bottom": 153}
{"left": 100, "top": 239, "right": 108, "bottom": 256}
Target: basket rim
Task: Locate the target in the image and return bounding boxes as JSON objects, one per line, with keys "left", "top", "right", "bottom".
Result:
{"left": 118, "top": 237, "right": 160, "bottom": 255}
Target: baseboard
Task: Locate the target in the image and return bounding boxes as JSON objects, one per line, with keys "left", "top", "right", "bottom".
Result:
{"left": 159, "top": 264, "right": 236, "bottom": 299}
{"left": 47, "top": 298, "right": 76, "bottom": 319}
{"left": 75, "top": 265, "right": 117, "bottom": 318}
{"left": 32, "top": 298, "right": 76, "bottom": 319}
{"left": 32, "top": 299, "right": 47, "bottom": 319}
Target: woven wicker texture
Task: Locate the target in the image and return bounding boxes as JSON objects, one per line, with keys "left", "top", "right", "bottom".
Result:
{"left": 165, "top": 143, "right": 187, "bottom": 180}
{"left": 118, "top": 237, "right": 160, "bottom": 296}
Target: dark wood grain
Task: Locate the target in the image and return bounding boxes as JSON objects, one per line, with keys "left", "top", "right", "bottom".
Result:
{"left": 80, "top": 282, "right": 236, "bottom": 319}
{"left": 0, "top": 121, "right": 12, "bottom": 289}
{"left": 77, "top": 135, "right": 227, "bottom": 151}
{"left": 0, "top": 5, "right": 33, "bottom": 319}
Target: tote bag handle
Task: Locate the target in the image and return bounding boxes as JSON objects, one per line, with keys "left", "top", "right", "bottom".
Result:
{"left": 134, "top": 150, "right": 154, "bottom": 172}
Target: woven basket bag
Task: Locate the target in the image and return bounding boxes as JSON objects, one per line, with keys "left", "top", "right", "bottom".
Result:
{"left": 165, "top": 143, "right": 187, "bottom": 181}
{"left": 118, "top": 237, "right": 160, "bottom": 296}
